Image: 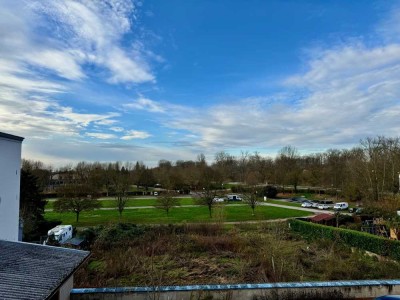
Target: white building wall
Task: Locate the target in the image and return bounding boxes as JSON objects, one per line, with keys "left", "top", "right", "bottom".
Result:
{"left": 59, "top": 275, "right": 74, "bottom": 300}
{"left": 0, "top": 133, "right": 23, "bottom": 241}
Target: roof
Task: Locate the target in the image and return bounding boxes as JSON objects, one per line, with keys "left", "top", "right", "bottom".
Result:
{"left": 310, "top": 213, "right": 334, "bottom": 222}
{"left": 64, "top": 237, "right": 85, "bottom": 246}
{"left": 0, "top": 132, "right": 24, "bottom": 142}
{"left": 0, "top": 240, "right": 89, "bottom": 300}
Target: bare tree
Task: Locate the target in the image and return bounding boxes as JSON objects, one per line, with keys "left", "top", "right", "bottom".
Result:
{"left": 112, "top": 163, "right": 132, "bottom": 217}
{"left": 155, "top": 192, "right": 180, "bottom": 216}
{"left": 275, "top": 145, "right": 301, "bottom": 192}
{"left": 195, "top": 166, "right": 220, "bottom": 218}
{"left": 243, "top": 172, "right": 259, "bottom": 216}
{"left": 54, "top": 183, "right": 101, "bottom": 222}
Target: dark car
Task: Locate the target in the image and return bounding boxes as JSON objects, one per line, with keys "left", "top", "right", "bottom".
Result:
{"left": 290, "top": 197, "right": 308, "bottom": 203}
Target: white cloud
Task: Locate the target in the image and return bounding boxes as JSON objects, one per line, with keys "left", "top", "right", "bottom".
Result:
{"left": 286, "top": 44, "right": 400, "bottom": 90}
{"left": 123, "top": 96, "right": 165, "bottom": 112}
{"left": 26, "top": 49, "right": 85, "bottom": 80}
{"left": 110, "top": 126, "right": 124, "bottom": 132}
{"left": 165, "top": 42, "right": 400, "bottom": 152}
{"left": 0, "top": 84, "right": 120, "bottom": 141}
{"left": 121, "top": 130, "right": 151, "bottom": 140}
{"left": 0, "top": 0, "right": 160, "bottom": 161}
{"left": 376, "top": 6, "right": 400, "bottom": 43}
{"left": 105, "top": 47, "right": 154, "bottom": 83}
{"left": 86, "top": 132, "right": 117, "bottom": 139}
{"left": 0, "top": 0, "right": 154, "bottom": 84}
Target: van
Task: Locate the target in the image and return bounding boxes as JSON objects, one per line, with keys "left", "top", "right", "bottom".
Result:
{"left": 333, "top": 202, "right": 349, "bottom": 210}
{"left": 45, "top": 225, "right": 73, "bottom": 244}
{"left": 227, "top": 194, "right": 242, "bottom": 201}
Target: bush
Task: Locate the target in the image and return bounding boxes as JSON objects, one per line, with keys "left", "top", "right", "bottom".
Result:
{"left": 94, "top": 223, "right": 148, "bottom": 249}
{"left": 262, "top": 185, "right": 278, "bottom": 198}
{"left": 289, "top": 219, "right": 400, "bottom": 260}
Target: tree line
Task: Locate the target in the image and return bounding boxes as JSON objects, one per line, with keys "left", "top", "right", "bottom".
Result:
{"left": 19, "top": 135, "right": 400, "bottom": 235}
{"left": 23, "top": 136, "right": 400, "bottom": 203}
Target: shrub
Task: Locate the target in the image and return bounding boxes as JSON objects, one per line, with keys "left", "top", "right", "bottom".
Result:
{"left": 94, "top": 223, "right": 147, "bottom": 249}
{"left": 262, "top": 185, "right": 278, "bottom": 198}
{"left": 289, "top": 219, "right": 400, "bottom": 260}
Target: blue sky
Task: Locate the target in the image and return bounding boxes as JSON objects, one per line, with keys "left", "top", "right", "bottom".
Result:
{"left": 1, "top": 0, "right": 400, "bottom": 167}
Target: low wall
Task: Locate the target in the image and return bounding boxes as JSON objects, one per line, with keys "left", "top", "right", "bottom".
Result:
{"left": 71, "top": 280, "right": 400, "bottom": 300}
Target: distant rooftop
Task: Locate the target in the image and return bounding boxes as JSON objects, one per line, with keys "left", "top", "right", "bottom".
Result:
{"left": 310, "top": 213, "right": 334, "bottom": 222}
{"left": 0, "top": 132, "right": 24, "bottom": 142}
{"left": 0, "top": 240, "right": 89, "bottom": 300}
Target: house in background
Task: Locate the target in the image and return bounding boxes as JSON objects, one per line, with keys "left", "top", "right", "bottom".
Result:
{"left": 0, "top": 131, "right": 24, "bottom": 241}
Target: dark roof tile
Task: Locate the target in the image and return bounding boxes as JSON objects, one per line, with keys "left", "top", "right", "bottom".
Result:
{"left": 0, "top": 240, "right": 89, "bottom": 300}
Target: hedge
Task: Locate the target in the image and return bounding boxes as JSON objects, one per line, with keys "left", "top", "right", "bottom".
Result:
{"left": 289, "top": 219, "right": 400, "bottom": 260}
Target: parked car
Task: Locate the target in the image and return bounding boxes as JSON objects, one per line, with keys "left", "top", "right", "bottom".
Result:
{"left": 375, "top": 296, "right": 400, "bottom": 300}
{"left": 213, "top": 197, "right": 225, "bottom": 203}
{"left": 319, "top": 200, "right": 334, "bottom": 208}
{"left": 333, "top": 202, "right": 349, "bottom": 210}
{"left": 311, "top": 200, "right": 321, "bottom": 208}
{"left": 301, "top": 201, "right": 313, "bottom": 208}
{"left": 291, "top": 196, "right": 308, "bottom": 203}
{"left": 318, "top": 204, "right": 330, "bottom": 210}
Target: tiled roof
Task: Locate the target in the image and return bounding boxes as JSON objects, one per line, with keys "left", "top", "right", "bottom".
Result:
{"left": 310, "top": 213, "right": 334, "bottom": 222}
{"left": 0, "top": 240, "right": 89, "bottom": 300}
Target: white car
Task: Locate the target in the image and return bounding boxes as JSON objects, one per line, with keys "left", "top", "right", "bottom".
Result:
{"left": 213, "top": 197, "right": 225, "bottom": 202}
{"left": 318, "top": 204, "right": 330, "bottom": 210}
{"left": 311, "top": 201, "right": 320, "bottom": 208}
{"left": 333, "top": 202, "right": 349, "bottom": 210}
{"left": 301, "top": 202, "right": 313, "bottom": 208}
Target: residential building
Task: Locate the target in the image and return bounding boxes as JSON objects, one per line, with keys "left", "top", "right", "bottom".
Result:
{"left": 0, "top": 132, "right": 24, "bottom": 241}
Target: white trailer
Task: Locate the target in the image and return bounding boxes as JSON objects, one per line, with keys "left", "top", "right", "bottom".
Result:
{"left": 45, "top": 225, "right": 73, "bottom": 244}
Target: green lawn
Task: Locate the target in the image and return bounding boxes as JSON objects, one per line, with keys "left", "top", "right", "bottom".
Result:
{"left": 45, "top": 197, "right": 195, "bottom": 209}
{"left": 45, "top": 205, "right": 313, "bottom": 227}
{"left": 45, "top": 197, "right": 301, "bottom": 209}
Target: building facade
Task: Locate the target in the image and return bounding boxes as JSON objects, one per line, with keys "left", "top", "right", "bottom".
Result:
{"left": 0, "top": 132, "right": 24, "bottom": 241}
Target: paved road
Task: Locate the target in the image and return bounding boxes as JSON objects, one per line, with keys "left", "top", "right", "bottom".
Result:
{"left": 259, "top": 202, "right": 334, "bottom": 215}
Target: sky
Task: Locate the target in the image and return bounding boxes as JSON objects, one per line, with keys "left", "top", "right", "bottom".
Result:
{"left": 1, "top": 0, "right": 400, "bottom": 167}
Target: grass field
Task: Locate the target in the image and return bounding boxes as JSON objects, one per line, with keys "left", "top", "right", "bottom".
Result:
{"left": 45, "top": 197, "right": 290, "bottom": 210}
{"left": 45, "top": 204, "right": 313, "bottom": 227}
{"left": 45, "top": 197, "right": 195, "bottom": 209}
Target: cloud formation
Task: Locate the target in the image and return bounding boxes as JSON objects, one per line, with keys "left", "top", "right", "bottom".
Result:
{"left": 123, "top": 96, "right": 166, "bottom": 113}
{"left": 0, "top": 0, "right": 158, "bottom": 160}
{"left": 121, "top": 130, "right": 152, "bottom": 140}
{"left": 166, "top": 42, "right": 400, "bottom": 152}
{"left": 2, "top": 1, "right": 400, "bottom": 166}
